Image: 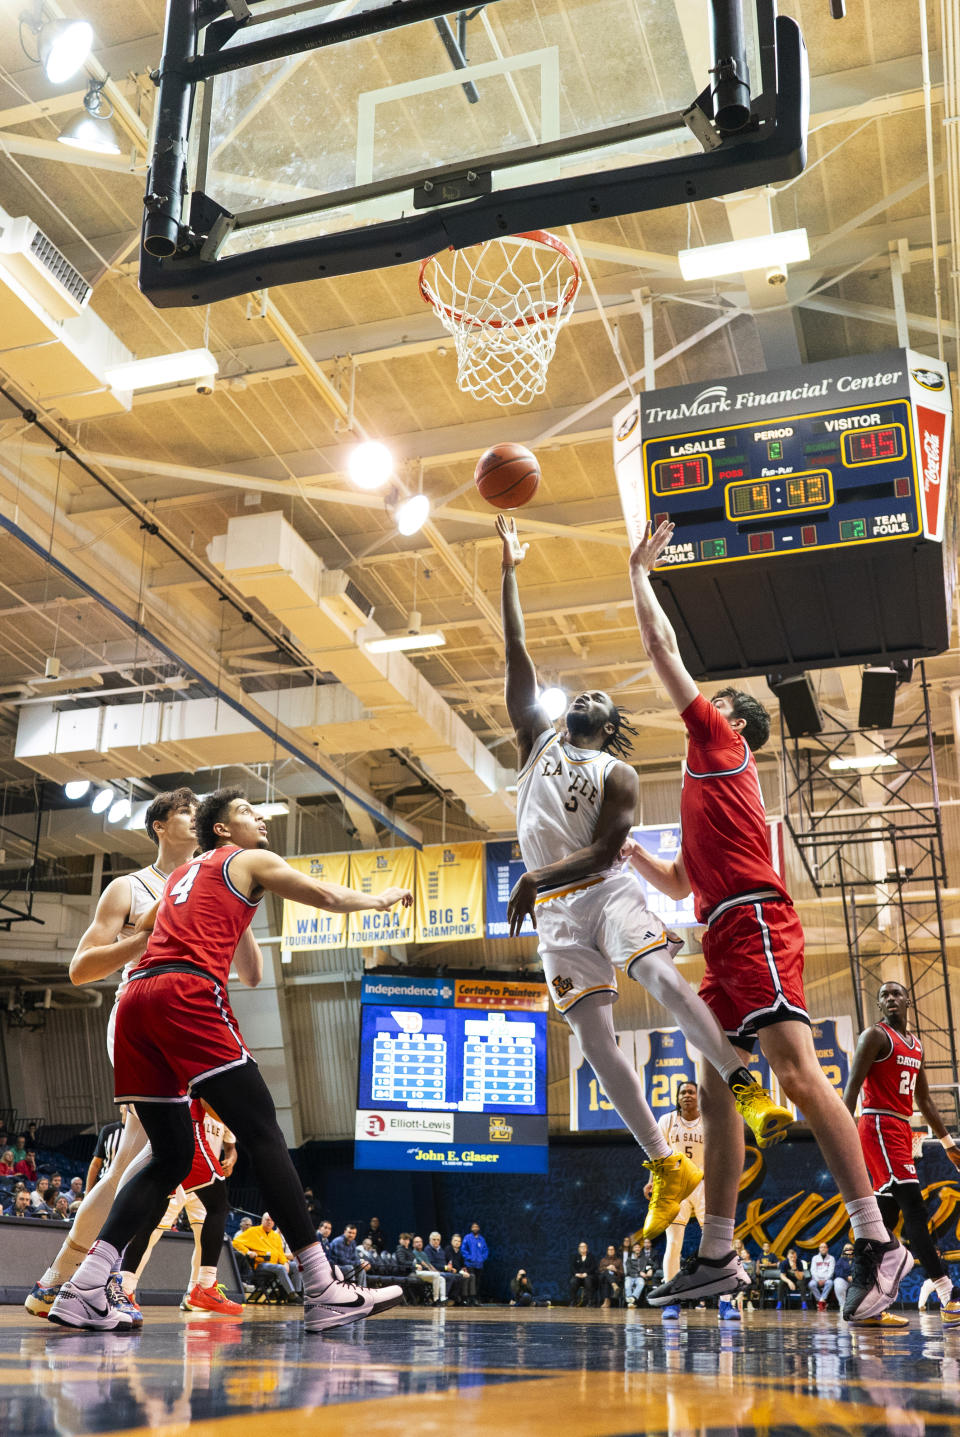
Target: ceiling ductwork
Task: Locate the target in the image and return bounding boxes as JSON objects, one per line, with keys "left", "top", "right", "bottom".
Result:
{"left": 207, "top": 511, "right": 516, "bottom": 829}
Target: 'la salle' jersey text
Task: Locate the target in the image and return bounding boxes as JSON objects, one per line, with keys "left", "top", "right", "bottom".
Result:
{"left": 516, "top": 729, "right": 623, "bottom": 891}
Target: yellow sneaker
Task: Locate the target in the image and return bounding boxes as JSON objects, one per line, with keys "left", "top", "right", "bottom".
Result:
{"left": 941, "top": 1299, "right": 960, "bottom": 1327}
{"left": 642, "top": 1152, "right": 703, "bottom": 1240}
{"left": 731, "top": 1079, "right": 794, "bottom": 1148}
{"left": 851, "top": 1310, "right": 909, "bottom": 1328}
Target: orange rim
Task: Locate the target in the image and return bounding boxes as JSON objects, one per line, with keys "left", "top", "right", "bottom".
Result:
{"left": 418, "top": 229, "right": 582, "bottom": 331}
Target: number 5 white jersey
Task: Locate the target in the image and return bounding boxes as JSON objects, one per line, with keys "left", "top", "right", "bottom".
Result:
{"left": 658, "top": 1109, "right": 704, "bottom": 1168}
{"left": 516, "top": 729, "right": 621, "bottom": 888}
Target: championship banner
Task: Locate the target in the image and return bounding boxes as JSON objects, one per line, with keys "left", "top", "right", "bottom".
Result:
{"left": 791, "top": 1015, "right": 855, "bottom": 1122}
{"left": 281, "top": 853, "right": 350, "bottom": 953}
{"left": 485, "top": 840, "right": 534, "bottom": 938}
{"left": 348, "top": 846, "right": 415, "bottom": 948}
{"left": 569, "top": 1031, "right": 635, "bottom": 1132}
{"left": 626, "top": 825, "right": 698, "bottom": 927}
{"left": 414, "top": 842, "right": 484, "bottom": 943}
{"left": 636, "top": 1027, "right": 699, "bottom": 1118}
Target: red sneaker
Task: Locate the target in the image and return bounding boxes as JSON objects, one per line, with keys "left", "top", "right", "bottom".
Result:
{"left": 184, "top": 1283, "right": 243, "bottom": 1316}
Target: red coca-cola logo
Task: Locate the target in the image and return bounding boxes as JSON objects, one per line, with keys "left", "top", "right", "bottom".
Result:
{"left": 916, "top": 405, "right": 946, "bottom": 535}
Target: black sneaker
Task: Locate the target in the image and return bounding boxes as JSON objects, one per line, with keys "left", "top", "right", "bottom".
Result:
{"left": 647, "top": 1251, "right": 748, "bottom": 1307}
{"left": 842, "top": 1237, "right": 913, "bottom": 1322}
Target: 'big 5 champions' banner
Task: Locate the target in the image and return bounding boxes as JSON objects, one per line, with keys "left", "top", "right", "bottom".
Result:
{"left": 414, "top": 843, "right": 484, "bottom": 943}
{"left": 281, "top": 854, "right": 351, "bottom": 954}
{"left": 348, "top": 847, "right": 416, "bottom": 947}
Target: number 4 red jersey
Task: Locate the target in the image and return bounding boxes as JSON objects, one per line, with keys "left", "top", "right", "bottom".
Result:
{"left": 133, "top": 845, "right": 259, "bottom": 986}
{"left": 861, "top": 1022, "right": 923, "bottom": 1119}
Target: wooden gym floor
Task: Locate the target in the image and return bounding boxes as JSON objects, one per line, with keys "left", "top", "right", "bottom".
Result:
{"left": 1, "top": 1303, "right": 957, "bottom": 1436}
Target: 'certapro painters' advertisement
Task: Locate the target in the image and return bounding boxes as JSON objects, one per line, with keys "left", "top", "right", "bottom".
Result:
{"left": 280, "top": 853, "right": 350, "bottom": 953}
{"left": 348, "top": 847, "right": 415, "bottom": 947}
{"left": 354, "top": 972, "right": 548, "bottom": 1174}
{"left": 414, "top": 842, "right": 484, "bottom": 943}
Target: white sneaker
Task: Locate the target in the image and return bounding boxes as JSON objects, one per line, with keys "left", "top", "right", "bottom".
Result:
{"left": 648, "top": 1252, "right": 748, "bottom": 1307}
{"left": 305, "top": 1281, "right": 405, "bottom": 1333}
{"left": 48, "top": 1282, "right": 124, "bottom": 1331}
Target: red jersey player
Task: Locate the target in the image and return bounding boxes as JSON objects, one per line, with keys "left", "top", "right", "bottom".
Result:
{"left": 626, "top": 519, "right": 910, "bottom": 1323}
{"left": 844, "top": 978, "right": 960, "bottom": 1325}
{"left": 49, "top": 787, "right": 412, "bottom": 1333}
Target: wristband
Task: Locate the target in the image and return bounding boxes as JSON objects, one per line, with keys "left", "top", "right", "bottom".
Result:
{"left": 942, "top": 1135, "right": 957, "bottom": 1150}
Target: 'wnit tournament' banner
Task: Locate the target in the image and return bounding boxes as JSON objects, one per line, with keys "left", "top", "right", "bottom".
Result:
{"left": 415, "top": 843, "right": 484, "bottom": 943}
{"left": 348, "top": 847, "right": 416, "bottom": 948}
{"left": 281, "top": 854, "right": 350, "bottom": 953}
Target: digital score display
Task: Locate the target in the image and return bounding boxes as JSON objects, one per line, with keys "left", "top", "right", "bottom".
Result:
{"left": 842, "top": 424, "right": 906, "bottom": 465}
{"left": 652, "top": 454, "right": 711, "bottom": 494}
{"left": 727, "top": 471, "right": 831, "bottom": 519}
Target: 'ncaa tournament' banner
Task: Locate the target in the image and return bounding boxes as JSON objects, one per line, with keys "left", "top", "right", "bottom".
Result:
{"left": 281, "top": 853, "right": 350, "bottom": 954}
{"left": 414, "top": 842, "right": 484, "bottom": 943}
{"left": 348, "top": 846, "right": 416, "bottom": 947}
{"left": 485, "top": 839, "right": 534, "bottom": 938}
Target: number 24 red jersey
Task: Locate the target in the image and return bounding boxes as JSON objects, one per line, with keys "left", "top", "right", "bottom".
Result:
{"left": 861, "top": 1022, "right": 923, "bottom": 1119}
{"left": 133, "top": 844, "right": 259, "bottom": 986}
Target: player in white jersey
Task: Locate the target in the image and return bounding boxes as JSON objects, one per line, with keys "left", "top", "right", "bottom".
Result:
{"left": 25, "top": 788, "right": 199, "bottom": 1322}
{"left": 498, "top": 515, "right": 792, "bottom": 1239}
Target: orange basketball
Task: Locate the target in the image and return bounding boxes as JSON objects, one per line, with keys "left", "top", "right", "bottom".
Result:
{"left": 474, "top": 443, "right": 541, "bottom": 509}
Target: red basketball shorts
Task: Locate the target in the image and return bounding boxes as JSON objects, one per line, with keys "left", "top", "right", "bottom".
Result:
{"left": 113, "top": 969, "right": 253, "bottom": 1103}
{"left": 858, "top": 1112, "right": 917, "bottom": 1191}
{"left": 698, "top": 895, "right": 808, "bottom": 1048}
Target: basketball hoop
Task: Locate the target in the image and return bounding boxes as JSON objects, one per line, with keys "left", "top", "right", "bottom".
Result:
{"left": 419, "top": 230, "right": 581, "bottom": 407}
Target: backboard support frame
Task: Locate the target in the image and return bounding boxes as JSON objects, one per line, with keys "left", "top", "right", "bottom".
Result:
{"left": 140, "top": 0, "right": 808, "bottom": 309}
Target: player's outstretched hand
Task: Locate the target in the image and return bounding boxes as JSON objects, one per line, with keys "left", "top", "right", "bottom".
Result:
{"left": 507, "top": 871, "right": 538, "bottom": 935}
{"left": 376, "top": 886, "right": 414, "bottom": 911}
{"left": 497, "top": 513, "right": 529, "bottom": 569}
{"left": 134, "top": 899, "right": 161, "bottom": 934}
{"left": 628, "top": 520, "right": 674, "bottom": 574}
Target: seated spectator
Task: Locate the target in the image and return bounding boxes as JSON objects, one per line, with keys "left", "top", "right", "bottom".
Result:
{"left": 638, "top": 1238, "right": 661, "bottom": 1296}
{"left": 232, "top": 1212, "right": 303, "bottom": 1300}
{"left": 365, "top": 1216, "right": 386, "bottom": 1253}
{"left": 394, "top": 1232, "right": 425, "bottom": 1304}
{"left": 329, "top": 1223, "right": 370, "bottom": 1287}
{"left": 569, "top": 1243, "right": 597, "bottom": 1307}
{"left": 237, "top": 1216, "right": 253, "bottom": 1233}
{"left": 302, "top": 1187, "right": 322, "bottom": 1226}
{"left": 49, "top": 1173, "right": 63, "bottom": 1199}
{"left": 410, "top": 1235, "right": 446, "bottom": 1305}
{"left": 756, "top": 1241, "right": 782, "bottom": 1308}
{"left": 54, "top": 1195, "right": 71, "bottom": 1222}
{"left": 39, "top": 1188, "right": 60, "bottom": 1218}
{"left": 425, "top": 1232, "right": 461, "bottom": 1303}
{"left": 0, "top": 1149, "right": 15, "bottom": 1177}
{"left": 808, "top": 1242, "right": 835, "bottom": 1311}
{"left": 624, "top": 1242, "right": 645, "bottom": 1307}
{"left": 10, "top": 1135, "right": 26, "bottom": 1163}
{"left": 360, "top": 1236, "right": 378, "bottom": 1263}
{"left": 317, "top": 1219, "right": 333, "bottom": 1257}
{"left": 445, "top": 1232, "right": 477, "bottom": 1306}
{"left": 14, "top": 1149, "right": 37, "bottom": 1181}
{"left": 510, "top": 1269, "right": 535, "bottom": 1306}
{"left": 833, "top": 1242, "right": 854, "bottom": 1312}
{"left": 597, "top": 1244, "right": 624, "bottom": 1308}
{"left": 11, "top": 1190, "right": 33, "bottom": 1218}
{"left": 29, "top": 1176, "right": 50, "bottom": 1212}
{"left": 25, "top": 1121, "right": 38, "bottom": 1145}
{"left": 778, "top": 1248, "right": 808, "bottom": 1309}
{"left": 67, "top": 1176, "right": 84, "bottom": 1209}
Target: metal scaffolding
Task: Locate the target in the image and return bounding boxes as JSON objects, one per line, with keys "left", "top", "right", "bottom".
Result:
{"left": 780, "top": 663, "right": 960, "bottom": 1129}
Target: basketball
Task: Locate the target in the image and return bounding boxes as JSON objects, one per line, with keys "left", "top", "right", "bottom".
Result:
{"left": 474, "top": 443, "right": 541, "bottom": 509}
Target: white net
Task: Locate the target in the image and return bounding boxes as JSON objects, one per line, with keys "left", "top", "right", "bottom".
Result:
{"left": 419, "top": 231, "right": 581, "bottom": 407}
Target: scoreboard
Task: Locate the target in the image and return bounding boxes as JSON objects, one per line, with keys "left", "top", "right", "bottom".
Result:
{"left": 354, "top": 972, "right": 548, "bottom": 1174}
{"left": 613, "top": 348, "right": 953, "bottom": 678}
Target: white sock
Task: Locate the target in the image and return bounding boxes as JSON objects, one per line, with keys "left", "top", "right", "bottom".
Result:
{"left": 846, "top": 1196, "right": 889, "bottom": 1243}
{"left": 565, "top": 999, "right": 671, "bottom": 1158}
{"left": 296, "top": 1241, "right": 336, "bottom": 1296}
{"left": 935, "top": 1275, "right": 954, "bottom": 1303}
{"left": 120, "top": 1269, "right": 137, "bottom": 1296}
{"left": 199, "top": 1265, "right": 218, "bottom": 1289}
{"left": 698, "top": 1215, "right": 735, "bottom": 1260}
{"left": 72, "top": 1240, "right": 121, "bottom": 1291}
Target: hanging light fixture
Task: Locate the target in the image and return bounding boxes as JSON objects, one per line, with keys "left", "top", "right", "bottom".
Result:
{"left": 90, "top": 786, "right": 114, "bottom": 814}
{"left": 58, "top": 79, "right": 121, "bottom": 156}
{"left": 63, "top": 779, "right": 90, "bottom": 800}
{"left": 20, "top": 9, "right": 94, "bottom": 84}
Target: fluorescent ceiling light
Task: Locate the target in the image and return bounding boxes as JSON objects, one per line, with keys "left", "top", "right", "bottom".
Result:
{"left": 349, "top": 440, "right": 393, "bottom": 490}
{"left": 63, "top": 780, "right": 90, "bottom": 800}
{"left": 91, "top": 786, "right": 114, "bottom": 814}
{"left": 828, "top": 753, "right": 897, "bottom": 772}
{"left": 396, "top": 493, "right": 430, "bottom": 536}
{"left": 365, "top": 631, "right": 446, "bottom": 654}
{"left": 538, "top": 686, "right": 567, "bottom": 721}
{"left": 256, "top": 802, "right": 289, "bottom": 818}
{"left": 105, "top": 348, "right": 219, "bottom": 392}
{"left": 108, "top": 796, "right": 132, "bottom": 823}
{"left": 38, "top": 18, "right": 93, "bottom": 84}
{"left": 678, "top": 228, "right": 809, "bottom": 281}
